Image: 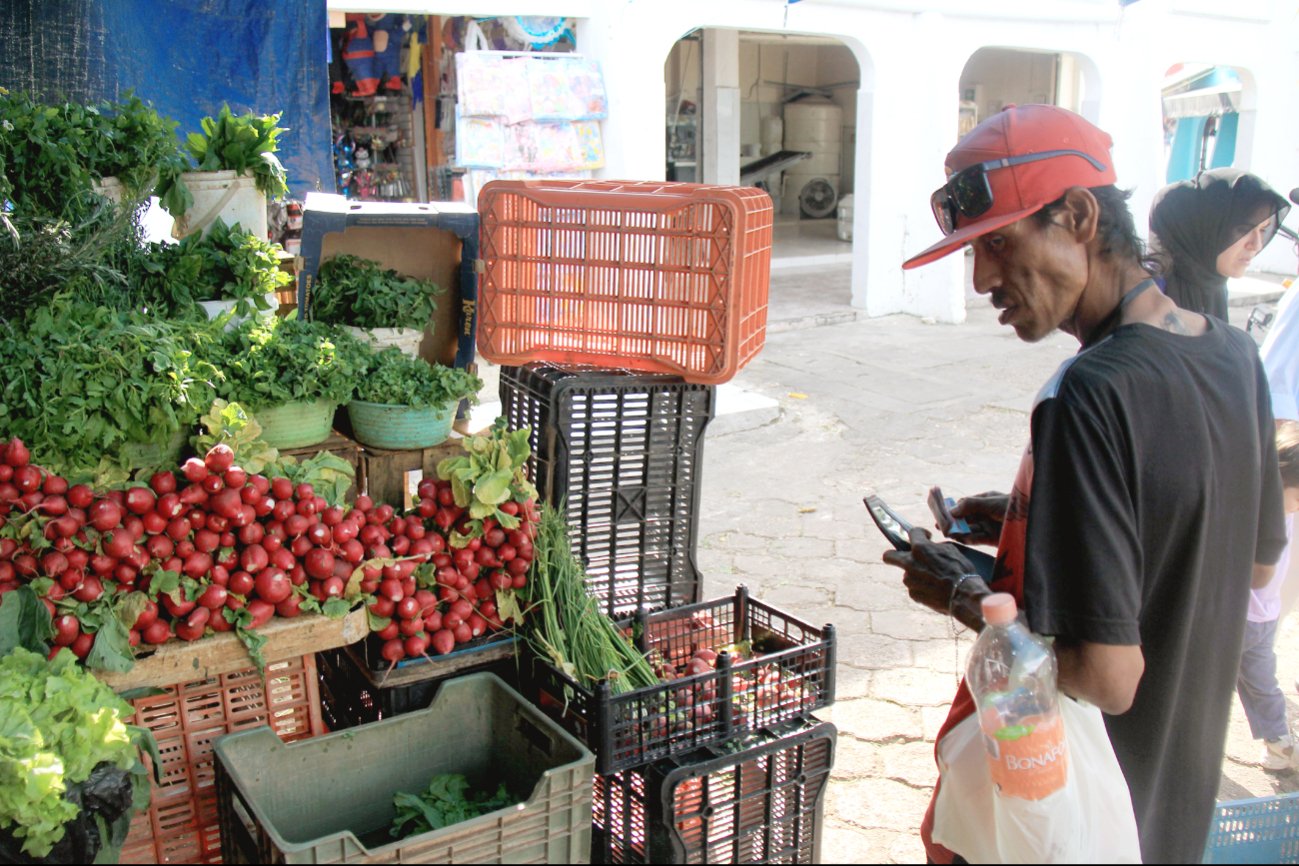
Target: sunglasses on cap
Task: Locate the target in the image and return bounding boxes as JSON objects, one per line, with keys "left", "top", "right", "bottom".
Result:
{"left": 929, "top": 149, "right": 1109, "bottom": 236}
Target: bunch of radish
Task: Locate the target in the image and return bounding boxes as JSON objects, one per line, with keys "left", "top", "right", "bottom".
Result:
{"left": 0, "top": 432, "right": 541, "bottom": 668}
{"left": 367, "top": 476, "right": 539, "bottom": 669}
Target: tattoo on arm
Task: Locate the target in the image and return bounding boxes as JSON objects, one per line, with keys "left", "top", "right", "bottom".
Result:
{"left": 1161, "top": 312, "right": 1190, "bottom": 334}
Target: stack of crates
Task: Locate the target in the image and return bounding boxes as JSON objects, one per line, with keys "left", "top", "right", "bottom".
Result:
{"left": 479, "top": 179, "right": 837, "bottom": 864}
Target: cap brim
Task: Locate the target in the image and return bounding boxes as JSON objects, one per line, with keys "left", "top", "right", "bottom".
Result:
{"left": 901, "top": 204, "right": 1040, "bottom": 270}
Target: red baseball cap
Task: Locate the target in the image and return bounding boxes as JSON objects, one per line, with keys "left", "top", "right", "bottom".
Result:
{"left": 902, "top": 104, "right": 1117, "bottom": 270}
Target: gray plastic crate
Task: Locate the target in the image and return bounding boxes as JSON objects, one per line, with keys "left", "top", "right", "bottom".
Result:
{"left": 215, "top": 672, "right": 593, "bottom": 864}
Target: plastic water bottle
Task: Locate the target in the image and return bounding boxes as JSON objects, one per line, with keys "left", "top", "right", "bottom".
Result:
{"left": 966, "top": 593, "right": 1068, "bottom": 800}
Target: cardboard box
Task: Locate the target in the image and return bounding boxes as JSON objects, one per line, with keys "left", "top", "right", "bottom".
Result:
{"left": 297, "top": 193, "right": 478, "bottom": 370}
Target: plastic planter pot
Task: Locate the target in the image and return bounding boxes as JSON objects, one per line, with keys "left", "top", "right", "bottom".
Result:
{"left": 172, "top": 170, "right": 267, "bottom": 240}
{"left": 254, "top": 400, "right": 337, "bottom": 449}
{"left": 343, "top": 326, "right": 424, "bottom": 359}
{"left": 347, "top": 400, "right": 454, "bottom": 450}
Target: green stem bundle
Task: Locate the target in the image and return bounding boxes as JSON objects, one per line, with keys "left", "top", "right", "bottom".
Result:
{"left": 523, "top": 504, "right": 659, "bottom": 695}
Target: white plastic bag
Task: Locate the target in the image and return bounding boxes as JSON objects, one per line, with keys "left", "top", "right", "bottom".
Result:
{"left": 931, "top": 696, "right": 1142, "bottom": 863}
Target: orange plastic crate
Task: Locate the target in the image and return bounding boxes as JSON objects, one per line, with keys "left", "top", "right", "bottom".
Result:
{"left": 477, "top": 180, "right": 773, "bottom": 385}
{"left": 119, "top": 655, "right": 324, "bottom": 864}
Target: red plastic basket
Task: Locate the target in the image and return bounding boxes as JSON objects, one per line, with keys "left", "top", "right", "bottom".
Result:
{"left": 477, "top": 180, "right": 773, "bottom": 385}
{"left": 118, "top": 655, "right": 324, "bottom": 864}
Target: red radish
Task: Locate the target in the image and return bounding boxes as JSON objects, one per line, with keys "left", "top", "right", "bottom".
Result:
{"left": 321, "top": 576, "right": 344, "bottom": 598}
{"left": 396, "top": 596, "right": 420, "bottom": 620}
{"left": 270, "top": 477, "right": 294, "bottom": 500}
{"left": 284, "top": 514, "right": 310, "bottom": 538}
{"left": 254, "top": 569, "right": 291, "bottom": 604}
{"left": 181, "top": 458, "right": 209, "bottom": 483}
{"left": 3, "top": 439, "right": 30, "bottom": 467}
{"left": 165, "top": 517, "right": 191, "bottom": 542}
{"left": 275, "top": 594, "right": 303, "bottom": 618}
{"left": 178, "top": 484, "right": 208, "bottom": 506}
{"left": 399, "top": 616, "right": 424, "bottom": 637}
{"left": 453, "top": 622, "right": 472, "bottom": 644}
{"left": 211, "top": 563, "right": 231, "bottom": 584}
{"left": 209, "top": 488, "right": 242, "bottom": 520}
{"left": 506, "top": 557, "right": 530, "bottom": 577}
{"left": 175, "top": 539, "right": 196, "bottom": 559}
{"left": 417, "top": 498, "right": 437, "bottom": 519}
{"left": 290, "top": 536, "right": 313, "bottom": 558}
{"left": 467, "top": 613, "right": 487, "bottom": 638}
{"left": 332, "top": 521, "right": 358, "bottom": 543}
{"left": 233, "top": 504, "right": 257, "bottom": 528}
{"left": 183, "top": 552, "right": 213, "bottom": 579}
{"left": 306, "top": 523, "right": 332, "bottom": 547}
{"left": 139, "top": 510, "right": 166, "bottom": 535}
{"left": 294, "top": 482, "right": 315, "bottom": 502}
{"left": 238, "top": 522, "right": 265, "bottom": 546}
{"left": 424, "top": 610, "right": 443, "bottom": 632}
{"left": 210, "top": 611, "right": 234, "bottom": 633}
{"left": 376, "top": 621, "right": 400, "bottom": 641}
{"left": 381, "top": 638, "right": 406, "bottom": 662}
{"left": 143, "top": 620, "right": 172, "bottom": 645}
{"left": 370, "top": 596, "right": 395, "bottom": 618}
{"left": 304, "top": 548, "right": 336, "bottom": 580}
{"left": 240, "top": 485, "right": 262, "bottom": 506}
{"left": 204, "top": 443, "right": 235, "bottom": 473}
{"left": 431, "top": 629, "right": 455, "bottom": 655}
{"left": 13, "top": 465, "right": 42, "bottom": 494}
{"left": 201, "top": 474, "right": 225, "bottom": 495}
{"left": 0, "top": 465, "right": 9, "bottom": 483}
{"left": 379, "top": 579, "right": 404, "bottom": 602}
{"left": 194, "top": 529, "right": 220, "bottom": 553}
{"left": 150, "top": 471, "right": 177, "bottom": 495}
{"left": 228, "top": 571, "right": 255, "bottom": 596}
{"left": 321, "top": 506, "right": 344, "bottom": 527}
{"left": 52, "top": 615, "right": 80, "bottom": 647}
{"left": 73, "top": 577, "right": 104, "bottom": 603}
{"left": 187, "top": 509, "right": 207, "bottom": 530}
{"left": 123, "top": 486, "right": 154, "bottom": 515}
{"left": 88, "top": 499, "right": 122, "bottom": 532}
{"left": 269, "top": 546, "right": 296, "bottom": 572}
{"left": 354, "top": 494, "right": 374, "bottom": 513}
{"left": 69, "top": 632, "right": 95, "bottom": 659}
{"left": 249, "top": 474, "right": 271, "bottom": 496}
{"left": 246, "top": 599, "right": 275, "bottom": 629}
{"left": 102, "top": 530, "right": 136, "bottom": 560}
{"left": 39, "top": 551, "right": 68, "bottom": 577}
{"left": 295, "top": 497, "right": 317, "bottom": 517}
{"left": 340, "top": 539, "right": 364, "bottom": 565}
{"left": 155, "top": 492, "right": 183, "bottom": 519}
{"left": 133, "top": 600, "right": 158, "bottom": 631}
{"left": 198, "top": 583, "right": 228, "bottom": 609}
{"left": 223, "top": 466, "right": 248, "bottom": 489}
{"left": 390, "top": 536, "right": 411, "bottom": 556}
{"left": 404, "top": 633, "right": 429, "bottom": 658}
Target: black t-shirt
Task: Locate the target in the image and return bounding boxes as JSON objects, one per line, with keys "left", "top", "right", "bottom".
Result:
{"left": 1021, "top": 319, "right": 1286, "bottom": 864}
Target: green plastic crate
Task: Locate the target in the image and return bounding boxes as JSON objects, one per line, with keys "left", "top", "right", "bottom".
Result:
{"left": 1204, "top": 793, "right": 1299, "bottom": 864}
{"left": 215, "top": 672, "right": 593, "bottom": 864}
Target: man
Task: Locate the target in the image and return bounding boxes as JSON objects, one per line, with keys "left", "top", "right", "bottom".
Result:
{"left": 884, "top": 104, "right": 1287, "bottom": 863}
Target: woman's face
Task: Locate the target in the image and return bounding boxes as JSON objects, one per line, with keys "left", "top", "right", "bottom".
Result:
{"left": 1216, "top": 211, "right": 1277, "bottom": 279}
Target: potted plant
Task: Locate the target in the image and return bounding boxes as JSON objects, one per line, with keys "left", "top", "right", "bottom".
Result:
{"left": 217, "top": 312, "right": 372, "bottom": 449}
{"left": 0, "top": 636, "right": 155, "bottom": 864}
{"left": 310, "top": 253, "right": 441, "bottom": 358}
{"left": 0, "top": 296, "right": 225, "bottom": 485}
{"left": 133, "top": 217, "right": 291, "bottom": 323}
{"left": 171, "top": 104, "right": 289, "bottom": 240}
{"left": 0, "top": 89, "right": 190, "bottom": 220}
{"left": 347, "top": 347, "right": 482, "bottom": 450}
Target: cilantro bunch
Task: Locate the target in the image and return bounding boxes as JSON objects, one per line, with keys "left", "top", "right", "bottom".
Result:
{"left": 0, "top": 648, "right": 152, "bottom": 858}
{"left": 352, "top": 348, "right": 482, "bottom": 410}
{"left": 311, "top": 254, "right": 441, "bottom": 331}
{"left": 0, "top": 297, "right": 226, "bottom": 483}
{"left": 218, "top": 311, "right": 373, "bottom": 412}
{"left": 130, "top": 217, "right": 290, "bottom": 316}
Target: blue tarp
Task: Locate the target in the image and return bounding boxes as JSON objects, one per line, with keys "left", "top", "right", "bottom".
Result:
{"left": 1, "top": 0, "right": 334, "bottom": 199}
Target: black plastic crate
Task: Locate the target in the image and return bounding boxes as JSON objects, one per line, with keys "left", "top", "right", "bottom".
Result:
{"left": 317, "top": 632, "right": 519, "bottom": 729}
{"left": 593, "top": 719, "right": 836, "bottom": 864}
{"left": 526, "top": 586, "right": 835, "bottom": 774}
{"left": 499, "top": 363, "right": 714, "bottom": 618}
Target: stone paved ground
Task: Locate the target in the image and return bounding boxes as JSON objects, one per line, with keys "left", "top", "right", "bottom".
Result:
{"left": 692, "top": 282, "right": 1299, "bottom": 863}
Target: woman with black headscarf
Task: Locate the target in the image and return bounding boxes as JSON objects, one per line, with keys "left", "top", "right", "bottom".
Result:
{"left": 1149, "top": 168, "right": 1290, "bottom": 319}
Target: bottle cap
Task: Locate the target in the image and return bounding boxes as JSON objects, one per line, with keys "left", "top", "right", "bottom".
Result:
{"left": 981, "top": 592, "right": 1018, "bottom": 626}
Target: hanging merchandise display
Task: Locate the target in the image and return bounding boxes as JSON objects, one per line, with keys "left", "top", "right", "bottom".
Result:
{"left": 342, "top": 13, "right": 411, "bottom": 96}
{"left": 454, "top": 51, "right": 608, "bottom": 206}
{"left": 500, "top": 16, "right": 572, "bottom": 49}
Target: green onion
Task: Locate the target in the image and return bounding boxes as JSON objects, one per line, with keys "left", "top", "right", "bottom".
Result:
{"left": 520, "top": 504, "right": 660, "bottom": 695}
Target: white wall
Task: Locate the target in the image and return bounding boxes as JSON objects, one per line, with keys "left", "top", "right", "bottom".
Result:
{"left": 347, "top": 0, "right": 1299, "bottom": 318}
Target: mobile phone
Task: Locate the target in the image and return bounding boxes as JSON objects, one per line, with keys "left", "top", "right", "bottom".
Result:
{"left": 864, "top": 495, "right": 915, "bottom": 551}
{"left": 866, "top": 493, "right": 997, "bottom": 581}
{"left": 928, "top": 486, "right": 972, "bottom": 536}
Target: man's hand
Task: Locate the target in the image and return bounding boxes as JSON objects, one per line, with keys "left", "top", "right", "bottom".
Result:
{"left": 948, "top": 491, "right": 1010, "bottom": 547}
{"left": 883, "top": 526, "right": 992, "bottom": 631}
